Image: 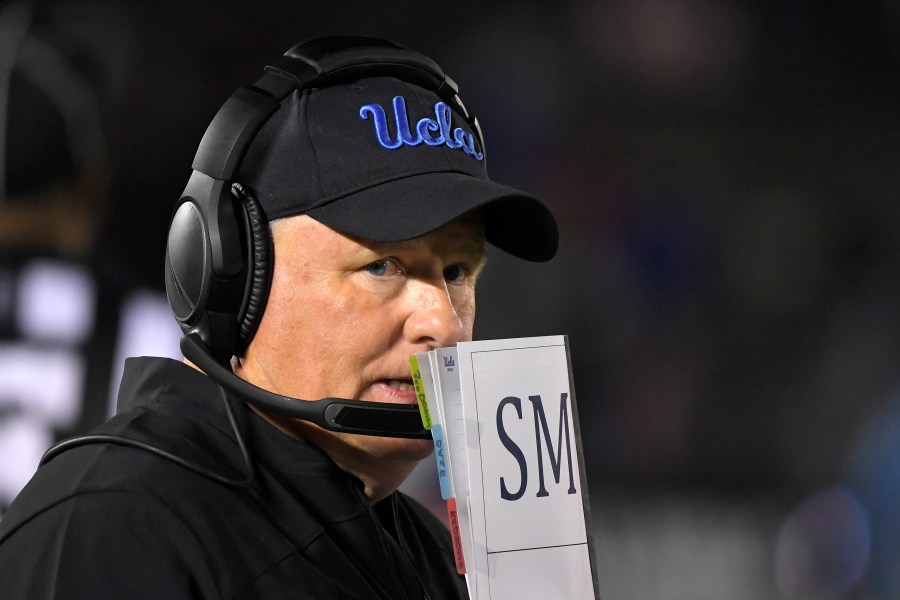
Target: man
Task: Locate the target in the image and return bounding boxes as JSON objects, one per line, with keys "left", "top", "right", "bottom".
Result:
{"left": 0, "top": 36, "right": 557, "bottom": 598}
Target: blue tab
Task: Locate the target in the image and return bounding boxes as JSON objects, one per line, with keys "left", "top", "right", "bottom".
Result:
{"left": 431, "top": 423, "right": 453, "bottom": 500}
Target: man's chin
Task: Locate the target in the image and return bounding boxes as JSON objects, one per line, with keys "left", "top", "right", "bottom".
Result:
{"left": 304, "top": 423, "right": 434, "bottom": 464}
{"left": 361, "top": 435, "right": 435, "bottom": 463}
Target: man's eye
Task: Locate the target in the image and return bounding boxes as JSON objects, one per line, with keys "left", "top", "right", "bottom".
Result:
{"left": 443, "top": 264, "right": 465, "bottom": 282}
{"left": 365, "top": 259, "right": 397, "bottom": 277}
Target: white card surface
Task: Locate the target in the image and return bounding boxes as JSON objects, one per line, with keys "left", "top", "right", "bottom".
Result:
{"left": 410, "top": 336, "right": 598, "bottom": 599}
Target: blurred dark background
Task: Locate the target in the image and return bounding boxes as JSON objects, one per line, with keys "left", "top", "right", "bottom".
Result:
{"left": 3, "top": 0, "right": 900, "bottom": 597}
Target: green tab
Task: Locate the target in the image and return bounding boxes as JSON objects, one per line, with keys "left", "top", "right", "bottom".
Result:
{"left": 408, "top": 355, "right": 432, "bottom": 430}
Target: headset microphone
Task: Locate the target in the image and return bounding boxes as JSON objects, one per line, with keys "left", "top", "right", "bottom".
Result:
{"left": 180, "top": 333, "right": 430, "bottom": 439}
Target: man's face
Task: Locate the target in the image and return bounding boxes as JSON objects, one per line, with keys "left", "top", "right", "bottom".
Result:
{"left": 239, "top": 213, "right": 485, "bottom": 463}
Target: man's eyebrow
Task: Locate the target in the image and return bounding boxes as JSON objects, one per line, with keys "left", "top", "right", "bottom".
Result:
{"left": 452, "top": 240, "right": 487, "bottom": 262}
{"left": 365, "top": 237, "right": 485, "bottom": 258}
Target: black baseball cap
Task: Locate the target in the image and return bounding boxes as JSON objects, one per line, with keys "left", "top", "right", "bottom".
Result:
{"left": 236, "top": 71, "right": 558, "bottom": 262}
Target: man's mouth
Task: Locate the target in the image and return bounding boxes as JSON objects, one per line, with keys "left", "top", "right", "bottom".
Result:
{"left": 386, "top": 379, "right": 415, "bottom": 392}
{"left": 376, "top": 379, "right": 417, "bottom": 403}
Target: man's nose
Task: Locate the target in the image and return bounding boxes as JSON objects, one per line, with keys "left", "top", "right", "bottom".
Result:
{"left": 404, "top": 279, "right": 467, "bottom": 349}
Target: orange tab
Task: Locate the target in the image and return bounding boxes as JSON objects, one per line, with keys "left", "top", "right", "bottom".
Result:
{"left": 447, "top": 498, "right": 466, "bottom": 574}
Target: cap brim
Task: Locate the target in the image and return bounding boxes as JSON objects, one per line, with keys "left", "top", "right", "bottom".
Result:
{"left": 305, "top": 172, "right": 559, "bottom": 262}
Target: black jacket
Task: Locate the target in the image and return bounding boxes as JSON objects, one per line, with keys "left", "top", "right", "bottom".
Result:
{"left": 0, "top": 357, "right": 468, "bottom": 599}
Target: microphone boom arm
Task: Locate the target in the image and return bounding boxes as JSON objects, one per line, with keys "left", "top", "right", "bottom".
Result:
{"left": 181, "top": 333, "right": 431, "bottom": 439}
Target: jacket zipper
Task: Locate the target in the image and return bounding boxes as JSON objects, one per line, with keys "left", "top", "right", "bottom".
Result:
{"left": 352, "top": 484, "right": 412, "bottom": 600}
{"left": 392, "top": 495, "right": 434, "bottom": 600}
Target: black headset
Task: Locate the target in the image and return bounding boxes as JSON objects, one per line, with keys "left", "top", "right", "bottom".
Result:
{"left": 165, "top": 36, "right": 486, "bottom": 439}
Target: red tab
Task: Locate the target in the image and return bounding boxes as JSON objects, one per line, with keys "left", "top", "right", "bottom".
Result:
{"left": 446, "top": 498, "right": 466, "bottom": 574}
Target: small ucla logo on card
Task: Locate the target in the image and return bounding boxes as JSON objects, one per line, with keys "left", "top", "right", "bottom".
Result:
{"left": 359, "top": 96, "right": 483, "bottom": 161}
{"left": 443, "top": 355, "right": 456, "bottom": 369}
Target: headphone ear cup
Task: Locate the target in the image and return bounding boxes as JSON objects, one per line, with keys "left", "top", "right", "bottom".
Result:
{"left": 232, "top": 182, "right": 272, "bottom": 353}
{"left": 165, "top": 199, "right": 209, "bottom": 330}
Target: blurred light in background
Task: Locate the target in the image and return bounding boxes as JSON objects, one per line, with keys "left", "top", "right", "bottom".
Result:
{"left": 775, "top": 487, "right": 870, "bottom": 599}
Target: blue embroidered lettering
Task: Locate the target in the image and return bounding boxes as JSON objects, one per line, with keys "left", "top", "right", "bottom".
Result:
{"left": 461, "top": 130, "right": 483, "bottom": 160}
{"left": 359, "top": 103, "right": 402, "bottom": 149}
{"left": 360, "top": 96, "right": 483, "bottom": 161}
{"left": 437, "top": 103, "right": 462, "bottom": 149}
{"left": 393, "top": 96, "right": 421, "bottom": 146}
{"left": 416, "top": 116, "right": 444, "bottom": 146}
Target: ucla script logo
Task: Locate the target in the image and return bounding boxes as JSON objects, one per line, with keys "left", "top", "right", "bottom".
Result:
{"left": 359, "top": 96, "right": 483, "bottom": 161}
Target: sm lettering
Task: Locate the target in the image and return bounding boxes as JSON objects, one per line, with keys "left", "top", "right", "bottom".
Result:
{"left": 496, "top": 393, "right": 577, "bottom": 501}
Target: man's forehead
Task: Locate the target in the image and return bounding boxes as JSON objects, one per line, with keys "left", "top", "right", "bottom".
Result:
{"left": 361, "top": 219, "right": 486, "bottom": 258}
{"left": 272, "top": 212, "right": 485, "bottom": 258}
